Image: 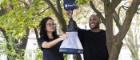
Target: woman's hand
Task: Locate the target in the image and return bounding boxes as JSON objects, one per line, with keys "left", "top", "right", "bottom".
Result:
{"left": 58, "top": 33, "right": 67, "bottom": 41}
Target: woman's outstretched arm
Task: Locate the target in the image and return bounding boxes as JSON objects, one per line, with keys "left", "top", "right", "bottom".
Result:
{"left": 41, "top": 34, "right": 66, "bottom": 48}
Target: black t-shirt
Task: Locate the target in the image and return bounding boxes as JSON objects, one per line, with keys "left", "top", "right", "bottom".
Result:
{"left": 39, "top": 36, "right": 64, "bottom": 60}
{"left": 78, "top": 29, "right": 109, "bottom": 60}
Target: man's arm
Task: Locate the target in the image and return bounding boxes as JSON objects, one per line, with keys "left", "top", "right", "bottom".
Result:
{"left": 67, "top": 10, "right": 86, "bottom": 42}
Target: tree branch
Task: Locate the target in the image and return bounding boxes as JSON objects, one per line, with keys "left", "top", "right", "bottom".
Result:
{"left": 0, "top": 7, "right": 7, "bottom": 16}
{"left": 34, "top": 28, "right": 41, "bottom": 48}
{"left": 0, "top": 27, "right": 8, "bottom": 40}
{"left": 57, "top": 0, "right": 63, "bottom": 17}
{"left": 111, "top": 0, "right": 122, "bottom": 10}
{"left": 56, "top": 0, "right": 65, "bottom": 25}
{"left": 113, "top": 11, "right": 121, "bottom": 30}
{"left": 101, "top": 0, "right": 110, "bottom": 4}
{"left": 37, "top": 7, "right": 51, "bottom": 16}
{"left": 102, "top": 0, "right": 114, "bottom": 54}
{"left": 34, "top": 28, "right": 39, "bottom": 41}
{"left": 115, "top": 0, "right": 140, "bottom": 41}
{"left": 44, "top": 0, "right": 60, "bottom": 17}
{"left": 90, "top": 1, "right": 105, "bottom": 24}
{"left": 118, "top": 6, "right": 122, "bottom": 17}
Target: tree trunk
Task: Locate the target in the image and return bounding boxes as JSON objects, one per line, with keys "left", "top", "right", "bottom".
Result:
{"left": 34, "top": 28, "right": 40, "bottom": 45}
{"left": 109, "top": 40, "right": 123, "bottom": 60}
{"left": 90, "top": 0, "right": 140, "bottom": 60}
{"left": 0, "top": 27, "right": 29, "bottom": 60}
{"left": 0, "top": 28, "right": 10, "bottom": 60}
{"left": 15, "top": 28, "right": 29, "bottom": 60}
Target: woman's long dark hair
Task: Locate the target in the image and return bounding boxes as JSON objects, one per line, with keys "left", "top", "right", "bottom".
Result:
{"left": 39, "top": 17, "right": 58, "bottom": 41}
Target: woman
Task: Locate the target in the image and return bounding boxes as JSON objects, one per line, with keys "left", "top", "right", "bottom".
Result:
{"left": 39, "top": 17, "right": 65, "bottom": 60}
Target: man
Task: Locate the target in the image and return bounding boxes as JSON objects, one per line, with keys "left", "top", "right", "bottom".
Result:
{"left": 68, "top": 11, "right": 109, "bottom": 60}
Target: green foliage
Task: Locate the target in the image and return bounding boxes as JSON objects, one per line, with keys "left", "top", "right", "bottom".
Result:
{"left": 36, "top": 49, "right": 43, "bottom": 60}
{"left": 77, "top": 0, "right": 89, "bottom": 5}
{"left": 0, "top": 0, "right": 53, "bottom": 59}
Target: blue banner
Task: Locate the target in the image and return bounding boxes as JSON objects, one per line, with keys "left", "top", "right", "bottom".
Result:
{"left": 64, "top": 0, "right": 77, "bottom": 10}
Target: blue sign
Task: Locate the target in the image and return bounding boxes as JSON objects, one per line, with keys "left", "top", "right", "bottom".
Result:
{"left": 64, "top": 0, "right": 77, "bottom": 10}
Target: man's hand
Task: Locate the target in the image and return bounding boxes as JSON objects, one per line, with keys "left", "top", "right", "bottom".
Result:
{"left": 67, "top": 10, "right": 73, "bottom": 19}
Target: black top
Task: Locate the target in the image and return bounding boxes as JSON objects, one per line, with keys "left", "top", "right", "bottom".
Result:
{"left": 39, "top": 36, "right": 64, "bottom": 60}
{"left": 78, "top": 29, "right": 109, "bottom": 60}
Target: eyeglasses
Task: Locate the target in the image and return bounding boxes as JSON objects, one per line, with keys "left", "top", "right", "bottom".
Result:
{"left": 46, "top": 23, "right": 56, "bottom": 26}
